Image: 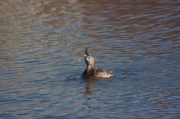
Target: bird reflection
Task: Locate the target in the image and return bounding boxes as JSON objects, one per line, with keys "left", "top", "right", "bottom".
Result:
{"left": 83, "top": 78, "right": 95, "bottom": 93}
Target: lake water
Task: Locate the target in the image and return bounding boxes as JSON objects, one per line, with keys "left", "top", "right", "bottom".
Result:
{"left": 0, "top": 0, "right": 180, "bottom": 118}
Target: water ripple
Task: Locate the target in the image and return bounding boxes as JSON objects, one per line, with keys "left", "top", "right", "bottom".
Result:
{"left": 0, "top": 0, "right": 180, "bottom": 118}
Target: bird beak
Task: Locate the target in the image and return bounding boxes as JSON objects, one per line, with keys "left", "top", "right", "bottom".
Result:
{"left": 85, "top": 46, "right": 90, "bottom": 56}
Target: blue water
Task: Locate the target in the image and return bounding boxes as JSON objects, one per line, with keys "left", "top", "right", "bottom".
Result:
{"left": 0, "top": 0, "right": 180, "bottom": 118}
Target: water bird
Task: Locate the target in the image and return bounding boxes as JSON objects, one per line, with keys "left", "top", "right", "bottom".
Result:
{"left": 82, "top": 47, "right": 113, "bottom": 78}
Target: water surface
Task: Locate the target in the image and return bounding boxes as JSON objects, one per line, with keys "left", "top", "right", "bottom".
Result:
{"left": 0, "top": 0, "right": 180, "bottom": 118}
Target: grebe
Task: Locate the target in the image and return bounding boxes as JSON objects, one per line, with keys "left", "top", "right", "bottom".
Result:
{"left": 82, "top": 47, "right": 113, "bottom": 78}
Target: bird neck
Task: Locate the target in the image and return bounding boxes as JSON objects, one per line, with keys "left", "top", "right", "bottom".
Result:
{"left": 86, "top": 64, "right": 94, "bottom": 75}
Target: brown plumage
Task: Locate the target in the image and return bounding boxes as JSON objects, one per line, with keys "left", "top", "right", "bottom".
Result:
{"left": 82, "top": 47, "right": 113, "bottom": 78}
